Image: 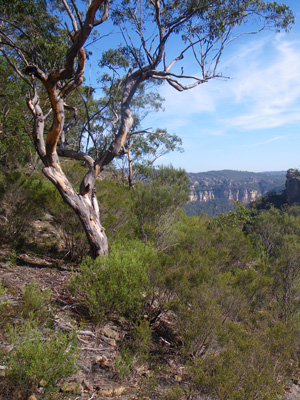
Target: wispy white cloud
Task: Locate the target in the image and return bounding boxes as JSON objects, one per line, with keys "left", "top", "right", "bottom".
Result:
{"left": 227, "top": 108, "right": 300, "bottom": 131}
{"left": 157, "top": 31, "right": 300, "bottom": 133}
{"left": 223, "top": 34, "right": 300, "bottom": 130}
{"left": 254, "top": 135, "right": 286, "bottom": 146}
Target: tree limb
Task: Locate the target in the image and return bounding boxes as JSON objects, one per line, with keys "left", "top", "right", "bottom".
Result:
{"left": 57, "top": 148, "right": 94, "bottom": 168}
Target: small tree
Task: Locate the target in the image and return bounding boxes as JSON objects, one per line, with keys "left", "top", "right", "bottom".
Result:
{"left": 0, "top": 0, "right": 293, "bottom": 256}
{"left": 132, "top": 166, "right": 190, "bottom": 250}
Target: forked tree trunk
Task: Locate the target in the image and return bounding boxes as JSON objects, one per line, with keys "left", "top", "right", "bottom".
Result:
{"left": 28, "top": 86, "right": 109, "bottom": 257}
{"left": 43, "top": 165, "right": 108, "bottom": 257}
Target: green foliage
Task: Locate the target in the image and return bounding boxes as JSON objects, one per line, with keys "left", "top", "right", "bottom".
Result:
{"left": 1, "top": 318, "right": 78, "bottom": 396}
{"left": 1, "top": 166, "right": 300, "bottom": 399}
{"left": 0, "top": 57, "right": 33, "bottom": 170}
{"left": 114, "top": 346, "right": 134, "bottom": 379}
{"left": 6, "top": 248, "right": 18, "bottom": 266}
{"left": 69, "top": 239, "right": 158, "bottom": 320}
{"left": 0, "top": 171, "right": 57, "bottom": 246}
{"left": 0, "top": 280, "right": 6, "bottom": 296}
{"left": 0, "top": 2, "right": 296, "bottom": 397}
{"left": 133, "top": 319, "right": 153, "bottom": 362}
{"left": 0, "top": 0, "right": 68, "bottom": 71}
{"left": 176, "top": 283, "right": 223, "bottom": 358}
{"left": 160, "top": 198, "right": 300, "bottom": 399}
{"left": 52, "top": 206, "right": 89, "bottom": 261}
{"left": 0, "top": 170, "right": 90, "bottom": 260}
{"left": 189, "top": 319, "right": 293, "bottom": 400}
{"left": 185, "top": 198, "right": 235, "bottom": 218}
{"left": 248, "top": 206, "right": 300, "bottom": 325}
{"left": 20, "top": 282, "right": 52, "bottom": 323}
{"left": 208, "top": 201, "right": 256, "bottom": 230}
{"left": 100, "top": 45, "right": 132, "bottom": 69}
{"left": 96, "top": 176, "right": 133, "bottom": 239}
{"left": 131, "top": 166, "right": 190, "bottom": 249}
{"left": 0, "top": 278, "right": 77, "bottom": 398}
{"left": 128, "top": 128, "right": 184, "bottom": 177}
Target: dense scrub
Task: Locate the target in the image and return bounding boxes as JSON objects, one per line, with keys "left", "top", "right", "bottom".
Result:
{"left": 1, "top": 167, "right": 300, "bottom": 399}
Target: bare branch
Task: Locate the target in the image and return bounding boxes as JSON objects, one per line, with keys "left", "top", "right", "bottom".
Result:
{"left": 23, "top": 64, "right": 47, "bottom": 83}
{"left": 61, "top": 47, "right": 86, "bottom": 97}
{"left": 70, "top": 0, "right": 83, "bottom": 28}
{"left": 62, "top": 0, "right": 79, "bottom": 32}
{"left": 59, "top": 0, "right": 109, "bottom": 81}
{"left": 60, "top": 103, "right": 78, "bottom": 146}
{"left": 93, "top": 0, "right": 109, "bottom": 26}
{"left": 26, "top": 85, "right": 47, "bottom": 160}
{"left": 132, "top": 11, "right": 154, "bottom": 65}
{"left": 165, "top": 77, "right": 207, "bottom": 92}
{"left": 57, "top": 148, "right": 94, "bottom": 168}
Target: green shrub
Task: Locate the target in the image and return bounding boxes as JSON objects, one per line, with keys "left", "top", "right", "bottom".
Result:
{"left": 114, "top": 346, "right": 134, "bottom": 379}
{"left": 133, "top": 318, "right": 153, "bottom": 362}
{"left": 131, "top": 166, "right": 190, "bottom": 250}
{"left": 0, "top": 172, "right": 55, "bottom": 248}
{"left": 0, "top": 280, "right": 9, "bottom": 319}
{"left": 20, "top": 281, "right": 52, "bottom": 323}
{"left": 69, "top": 239, "right": 158, "bottom": 320}
{"left": 188, "top": 322, "right": 290, "bottom": 400}
{"left": 1, "top": 318, "right": 78, "bottom": 397}
{"left": 0, "top": 280, "right": 7, "bottom": 296}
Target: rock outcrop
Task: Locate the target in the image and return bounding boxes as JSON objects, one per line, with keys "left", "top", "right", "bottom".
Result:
{"left": 189, "top": 183, "right": 259, "bottom": 204}
{"left": 285, "top": 169, "right": 300, "bottom": 205}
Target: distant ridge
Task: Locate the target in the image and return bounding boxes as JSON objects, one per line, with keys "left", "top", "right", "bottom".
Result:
{"left": 186, "top": 170, "right": 286, "bottom": 218}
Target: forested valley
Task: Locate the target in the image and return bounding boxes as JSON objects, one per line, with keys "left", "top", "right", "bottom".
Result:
{"left": 1, "top": 1, "right": 299, "bottom": 399}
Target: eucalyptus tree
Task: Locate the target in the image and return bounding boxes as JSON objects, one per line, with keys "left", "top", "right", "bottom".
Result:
{"left": 0, "top": 0, "right": 111, "bottom": 256}
{"left": 0, "top": 0, "right": 293, "bottom": 256}
{"left": 87, "top": 73, "right": 184, "bottom": 187}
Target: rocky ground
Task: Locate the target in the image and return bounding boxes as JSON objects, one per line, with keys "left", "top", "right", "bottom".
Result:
{"left": 0, "top": 247, "right": 189, "bottom": 400}
{"left": 1, "top": 246, "right": 300, "bottom": 400}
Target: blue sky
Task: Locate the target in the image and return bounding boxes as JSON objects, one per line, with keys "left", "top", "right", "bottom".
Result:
{"left": 140, "top": 0, "right": 300, "bottom": 173}
{"left": 85, "top": 0, "right": 300, "bottom": 173}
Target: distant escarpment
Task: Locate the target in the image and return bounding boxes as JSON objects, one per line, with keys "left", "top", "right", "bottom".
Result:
{"left": 186, "top": 170, "right": 286, "bottom": 217}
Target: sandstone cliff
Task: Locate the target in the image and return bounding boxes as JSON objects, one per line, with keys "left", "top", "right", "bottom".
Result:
{"left": 188, "top": 170, "right": 285, "bottom": 204}
{"left": 186, "top": 170, "right": 286, "bottom": 217}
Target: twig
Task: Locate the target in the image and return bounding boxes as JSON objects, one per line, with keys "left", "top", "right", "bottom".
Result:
{"left": 80, "top": 347, "right": 106, "bottom": 351}
{"left": 78, "top": 330, "right": 96, "bottom": 337}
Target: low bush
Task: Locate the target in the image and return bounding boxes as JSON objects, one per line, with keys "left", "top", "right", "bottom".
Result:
{"left": 19, "top": 282, "right": 52, "bottom": 324}
{"left": 0, "top": 280, "right": 6, "bottom": 296}
{"left": 188, "top": 321, "right": 293, "bottom": 400}
{"left": 133, "top": 318, "right": 153, "bottom": 363}
{"left": 0, "top": 317, "right": 78, "bottom": 399}
{"left": 69, "top": 239, "right": 158, "bottom": 321}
